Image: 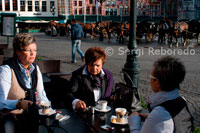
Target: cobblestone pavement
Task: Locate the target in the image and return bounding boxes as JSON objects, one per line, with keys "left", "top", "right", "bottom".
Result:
{"left": 1, "top": 33, "right": 200, "bottom": 126}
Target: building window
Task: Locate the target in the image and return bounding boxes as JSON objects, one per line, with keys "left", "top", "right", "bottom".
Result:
{"left": 79, "top": 1, "right": 82, "bottom": 6}
{"left": 98, "top": 7, "right": 101, "bottom": 14}
{"left": 35, "top": 1, "right": 39, "bottom": 11}
{"left": 79, "top": 8, "right": 83, "bottom": 14}
{"left": 89, "top": 0, "right": 93, "bottom": 4}
{"left": 5, "top": 0, "right": 10, "bottom": 11}
{"left": 125, "top": 0, "right": 128, "bottom": 4}
{"left": 61, "top": 0, "right": 65, "bottom": 5}
{"left": 86, "top": 7, "right": 90, "bottom": 14}
{"left": 125, "top": 7, "right": 128, "bottom": 15}
{"left": 106, "top": 1, "right": 110, "bottom": 5}
{"left": 92, "top": 7, "right": 96, "bottom": 14}
{"left": 50, "top": 1, "right": 55, "bottom": 12}
{"left": 74, "top": 1, "right": 77, "bottom": 6}
{"left": 20, "top": 0, "right": 25, "bottom": 11}
{"left": 143, "top": 3, "right": 146, "bottom": 8}
{"left": 42, "top": 1, "right": 47, "bottom": 12}
{"left": 112, "top": 1, "right": 116, "bottom": 5}
{"left": 113, "top": 8, "right": 117, "bottom": 16}
{"left": 13, "top": 0, "right": 18, "bottom": 11}
{"left": 110, "top": 9, "right": 113, "bottom": 15}
{"left": 61, "top": 8, "right": 65, "bottom": 14}
{"left": 75, "top": 9, "right": 77, "bottom": 14}
{"left": 120, "top": 7, "right": 123, "bottom": 15}
{"left": 50, "top": 1, "right": 55, "bottom": 8}
{"left": 28, "top": 1, "right": 32, "bottom": 11}
{"left": 105, "top": 8, "right": 109, "bottom": 15}
{"left": 0, "top": 0, "right": 2, "bottom": 11}
{"left": 138, "top": 2, "right": 141, "bottom": 8}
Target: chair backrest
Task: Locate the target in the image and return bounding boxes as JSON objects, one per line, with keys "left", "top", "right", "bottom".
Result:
{"left": 0, "top": 55, "right": 4, "bottom": 65}
{"left": 34, "top": 60, "right": 61, "bottom": 73}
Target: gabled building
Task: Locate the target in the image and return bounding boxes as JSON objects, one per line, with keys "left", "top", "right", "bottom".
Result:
{"left": 177, "top": 0, "right": 196, "bottom": 20}
{"left": 0, "top": 0, "right": 58, "bottom": 32}
{"left": 0, "top": 0, "right": 58, "bottom": 18}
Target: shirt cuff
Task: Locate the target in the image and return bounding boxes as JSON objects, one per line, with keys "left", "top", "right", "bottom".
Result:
{"left": 72, "top": 99, "right": 80, "bottom": 110}
{"left": 128, "top": 115, "right": 142, "bottom": 131}
{"left": 0, "top": 100, "right": 18, "bottom": 110}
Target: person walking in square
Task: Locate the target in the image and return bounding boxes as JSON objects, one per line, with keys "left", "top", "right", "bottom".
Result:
{"left": 71, "top": 19, "right": 84, "bottom": 63}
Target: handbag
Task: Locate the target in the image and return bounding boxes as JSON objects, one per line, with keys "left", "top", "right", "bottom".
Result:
{"left": 113, "top": 71, "right": 142, "bottom": 112}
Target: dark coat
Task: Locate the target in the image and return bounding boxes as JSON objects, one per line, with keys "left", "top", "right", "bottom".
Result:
{"left": 71, "top": 23, "right": 83, "bottom": 40}
{"left": 66, "top": 66, "right": 114, "bottom": 107}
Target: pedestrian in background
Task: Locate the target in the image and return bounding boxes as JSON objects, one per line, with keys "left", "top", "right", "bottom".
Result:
{"left": 71, "top": 19, "right": 84, "bottom": 63}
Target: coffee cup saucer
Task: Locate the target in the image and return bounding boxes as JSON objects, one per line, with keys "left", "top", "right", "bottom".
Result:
{"left": 39, "top": 108, "right": 56, "bottom": 116}
{"left": 110, "top": 115, "right": 128, "bottom": 125}
{"left": 94, "top": 105, "right": 111, "bottom": 112}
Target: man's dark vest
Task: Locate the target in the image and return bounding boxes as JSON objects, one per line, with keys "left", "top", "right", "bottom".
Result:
{"left": 3, "top": 58, "right": 38, "bottom": 102}
{"left": 148, "top": 97, "right": 194, "bottom": 133}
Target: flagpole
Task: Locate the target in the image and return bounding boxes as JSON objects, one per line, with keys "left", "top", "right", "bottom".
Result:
{"left": 96, "top": 0, "right": 99, "bottom": 22}
{"left": 84, "top": 0, "right": 86, "bottom": 24}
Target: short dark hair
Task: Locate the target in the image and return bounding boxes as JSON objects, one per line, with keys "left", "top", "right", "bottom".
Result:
{"left": 13, "top": 33, "right": 36, "bottom": 57}
{"left": 153, "top": 56, "right": 186, "bottom": 91}
{"left": 71, "top": 19, "right": 76, "bottom": 23}
{"left": 85, "top": 47, "right": 106, "bottom": 65}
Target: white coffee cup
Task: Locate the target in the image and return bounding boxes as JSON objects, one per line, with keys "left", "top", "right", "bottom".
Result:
{"left": 40, "top": 101, "right": 51, "bottom": 114}
{"left": 115, "top": 108, "right": 127, "bottom": 123}
{"left": 97, "top": 100, "right": 107, "bottom": 110}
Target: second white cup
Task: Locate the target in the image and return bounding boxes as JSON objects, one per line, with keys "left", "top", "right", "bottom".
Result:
{"left": 97, "top": 100, "right": 107, "bottom": 110}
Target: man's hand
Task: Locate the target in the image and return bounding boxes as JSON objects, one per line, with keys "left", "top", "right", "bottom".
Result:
{"left": 20, "top": 100, "right": 33, "bottom": 110}
{"left": 75, "top": 100, "right": 86, "bottom": 111}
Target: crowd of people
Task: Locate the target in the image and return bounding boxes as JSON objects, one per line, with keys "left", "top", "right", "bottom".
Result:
{"left": 0, "top": 31, "right": 194, "bottom": 133}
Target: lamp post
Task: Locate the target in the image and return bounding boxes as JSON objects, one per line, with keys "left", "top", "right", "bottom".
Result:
{"left": 50, "top": 6, "right": 56, "bottom": 17}
{"left": 122, "top": 0, "right": 141, "bottom": 88}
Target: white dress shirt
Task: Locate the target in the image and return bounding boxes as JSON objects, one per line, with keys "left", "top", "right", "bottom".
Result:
{"left": 0, "top": 64, "right": 49, "bottom": 110}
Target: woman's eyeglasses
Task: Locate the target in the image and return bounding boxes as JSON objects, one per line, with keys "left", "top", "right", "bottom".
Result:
{"left": 148, "top": 74, "right": 157, "bottom": 80}
{"left": 21, "top": 49, "right": 38, "bottom": 53}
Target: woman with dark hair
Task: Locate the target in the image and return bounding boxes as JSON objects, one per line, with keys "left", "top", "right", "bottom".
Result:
{"left": 66, "top": 47, "right": 114, "bottom": 111}
{"left": 128, "top": 56, "right": 193, "bottom": 133}
{"left": 0, "top": 33, "right": 49, "bottom": 132}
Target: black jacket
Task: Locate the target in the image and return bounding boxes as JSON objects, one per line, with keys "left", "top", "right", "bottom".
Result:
{"left": 66, "top": 66, "right": 114, "bottom": 108}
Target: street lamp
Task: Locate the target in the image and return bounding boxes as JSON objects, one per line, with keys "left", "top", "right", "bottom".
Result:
{"left": 50, "top": 6, "right": 56, "bottom": 17}
{"left": 122, "top": 0, "right": 141, "bottom": 88}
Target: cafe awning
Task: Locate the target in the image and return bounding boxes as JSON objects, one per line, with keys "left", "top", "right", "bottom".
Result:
{"left": 23, "top": 20, "right": 50, "bottom": 23}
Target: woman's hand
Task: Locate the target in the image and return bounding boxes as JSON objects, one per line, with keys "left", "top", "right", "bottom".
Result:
{"left": 130, "top": 112, "right": 140, "bottom": 116}
{"left": 75, "top": 100, "right": 87, "bottom": 111}
{"left": 129, "top": 112, "right": 148, "bottom": 121}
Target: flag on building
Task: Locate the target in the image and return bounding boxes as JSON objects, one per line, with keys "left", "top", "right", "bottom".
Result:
{"left": 96, "top": 0, "right": 99, "bottom": 9}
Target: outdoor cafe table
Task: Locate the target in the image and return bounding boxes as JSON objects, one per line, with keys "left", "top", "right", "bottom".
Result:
{"left": 38, "top": 108, "right": 130, "bottom": 133}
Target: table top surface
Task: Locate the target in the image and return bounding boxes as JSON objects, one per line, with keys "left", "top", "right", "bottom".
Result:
{"left": 39, "top": 108, "right": 130, "bottom": 133}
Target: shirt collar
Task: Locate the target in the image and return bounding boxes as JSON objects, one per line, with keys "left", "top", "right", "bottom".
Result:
{"left": 18, "top": 60, "right": 35, "bottom": 74}
{"left": 149, "top": 88, "right": 180, "bottom": 109}
{"left": 82, "top": 65, "right": 105, "bottom": 76}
